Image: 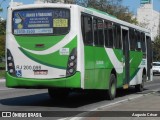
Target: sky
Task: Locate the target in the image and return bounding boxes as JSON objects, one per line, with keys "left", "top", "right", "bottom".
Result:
{"left": 0, "top": 0, "right": 160, "bottom": 19}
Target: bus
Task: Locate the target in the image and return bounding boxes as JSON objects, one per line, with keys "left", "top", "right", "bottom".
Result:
{"left": 6, "top": 2, "right": 153, "bottom": 100}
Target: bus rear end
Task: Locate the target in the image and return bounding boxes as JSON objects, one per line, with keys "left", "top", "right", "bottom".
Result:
{"left": 6, "top": 3, "right": 81, "bottom": 93}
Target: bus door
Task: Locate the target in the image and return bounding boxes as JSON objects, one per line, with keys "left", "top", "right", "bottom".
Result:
{"left": 146, "top": 35, "right": 153, "bottom": 81}
{"left": 121, "top": 27, "right": 130, "bottom": 89}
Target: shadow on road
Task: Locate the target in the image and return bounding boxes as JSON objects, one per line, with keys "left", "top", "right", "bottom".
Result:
{"left": 0, "top": 87, "right": 149, "bottom": 108}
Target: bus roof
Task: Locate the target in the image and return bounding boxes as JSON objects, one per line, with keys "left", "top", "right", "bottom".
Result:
{"left": 81, "top": 6, "right": 150, "bottom": 34}
{"left": 9, "top": 2, "right": 150, "bottom": 35}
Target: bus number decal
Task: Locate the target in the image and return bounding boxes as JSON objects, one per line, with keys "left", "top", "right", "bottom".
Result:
{"left": 16, "top": 65, "right": 41, "bottom": 71}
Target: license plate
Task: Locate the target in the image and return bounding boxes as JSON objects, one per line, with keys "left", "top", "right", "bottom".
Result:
{"left": 34, "top": 70, "right": 48, "bottom": 75}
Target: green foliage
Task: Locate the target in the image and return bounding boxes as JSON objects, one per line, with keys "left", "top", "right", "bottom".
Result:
{"left": 0, "top": 70, "right": 5, "bottom": 78}
{"left": 0, "top": 62, "right": 5, "bottom": 67}
{"left": 40, "top": 0, "right": 138, "bottom": 24}
{"left": 0, "top": 35, "right": 5, "bottom": 58}
{"left": 0, "top": 20, "right": 6, "bottom": 35}
{"left": 153, "top": 36, "right": 160, "bottom": 61}
{"left": 88, "top": 0, "right": 138, "bottom": 24}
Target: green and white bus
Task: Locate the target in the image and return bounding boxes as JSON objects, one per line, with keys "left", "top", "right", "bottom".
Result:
{"left": 6, "top": 2, "right": 152, "bottom": 100}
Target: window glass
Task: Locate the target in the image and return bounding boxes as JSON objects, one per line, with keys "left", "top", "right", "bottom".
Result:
{"left": 97, "top": 19, "right": 104, "bottom": 46}
{"left": 115, "top": 25, "right": 121, "bottom": 49}
{"left": 141, "top": 32, "right": 146, "bottom": 53}
{"left": 81, "top": 15, "right": 93, "bottom": 45}
{"left": 108, "top": 22, "right": 114, "bottom": 48}
{"left": 135, "top": 31, "right": 141, "bottom": 51}
{"left": 129, "top": 29, "right": 135, "bottom": 50}
{"left": 93, "top": 18, "right": 99, "bottom": 46}
{"left": 104, "top": 21, "right": 109, "bottom": 47}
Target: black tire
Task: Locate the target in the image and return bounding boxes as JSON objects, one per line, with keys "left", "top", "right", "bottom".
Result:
{"left": 106, "top": 74, "right": 117, "bottom": 100}
{"left": 48, "top": 88, "right": 69, "bottom": 99}
{"left": 135, "top": 75, "right": 146, "bottom": 92}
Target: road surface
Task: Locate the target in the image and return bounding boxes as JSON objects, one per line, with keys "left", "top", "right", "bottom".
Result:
{"left": 0, "top": 76, "right": 160, "bottom": 119}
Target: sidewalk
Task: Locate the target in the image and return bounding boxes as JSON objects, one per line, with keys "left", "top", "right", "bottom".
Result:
{"left": 0, "top": 78, "right": 5, "bottom": 82}
{"left": 72, "top": 91, "right": 160, "bottom": 120}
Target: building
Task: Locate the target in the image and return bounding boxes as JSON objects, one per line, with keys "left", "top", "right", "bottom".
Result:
{"left": 137, "top": 3, "right": 160, "bottom": 40}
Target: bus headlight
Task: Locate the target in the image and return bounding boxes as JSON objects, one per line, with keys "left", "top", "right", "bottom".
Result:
{"left": 66, "top": 48, "right": 77, "bottom": 77}
{"left": 7, "top": 49, "right": 16, "bottom": 76}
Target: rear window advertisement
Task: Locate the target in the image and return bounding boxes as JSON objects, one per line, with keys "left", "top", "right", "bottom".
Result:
{"left": 13, "top": 9, "right": 70, "bottom": 35}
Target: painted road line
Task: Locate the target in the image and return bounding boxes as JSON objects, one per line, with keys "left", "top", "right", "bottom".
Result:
{"left": 69, "top": 90, "right": 160, "bottom": 120}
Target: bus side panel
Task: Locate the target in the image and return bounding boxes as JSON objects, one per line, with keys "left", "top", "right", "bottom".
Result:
{"left": 129, "top": 51, "right": 143, "bottom": 85}
{"left": 84, "top": 46, "right": 95, "bottom": 89}
{"left": 94, "top": 47, "right": 110, "bottom": 89}
{"left": 84, "top": 47, "right": 124, "bottom": 89}
{"left": 112, "top": 49, "right": 124, "bottom": 88}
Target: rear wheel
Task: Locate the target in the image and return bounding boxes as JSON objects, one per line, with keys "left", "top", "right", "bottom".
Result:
{"left": 48, "top": 88, "right": 69, "bottom": 99}
{"left": 135, "top": 75, "right": 146, "bottom": 92}
{"left": 106, "top": 74, "right": 117, "bottom": 100}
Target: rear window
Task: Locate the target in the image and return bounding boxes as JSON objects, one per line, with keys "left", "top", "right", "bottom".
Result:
{"left": 153, "top": 63, "right": 160, "bottom": 66}
{"left": 12, "top": 8, "right": 70, "bottom": 35}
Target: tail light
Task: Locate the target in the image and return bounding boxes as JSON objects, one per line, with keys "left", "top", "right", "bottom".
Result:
{"left": 66, "top": 48, "right": 77, "bottom": 77}
{"left": 7, "top": 49, "right": 16, "bottom": 76}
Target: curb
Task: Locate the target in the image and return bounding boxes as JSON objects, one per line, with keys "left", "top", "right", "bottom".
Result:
{"left": 0, "top": 79, "right": 5, "bottom": 82}
{"left": 68, "top": 90, "right": 159, "bottom": 120}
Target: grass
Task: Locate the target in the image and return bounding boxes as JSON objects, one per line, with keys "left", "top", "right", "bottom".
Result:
{"left": 0, "top": 70, "right": 5, "bottom": 78}
{"left": 0, "top": 62, "right": 5, "bottom": 78}
{"left": 0, "top": 62, "right": 5, "bottom": 68}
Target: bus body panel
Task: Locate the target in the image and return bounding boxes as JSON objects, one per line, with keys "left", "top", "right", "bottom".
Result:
{"left": 6, "top": 72, "right": 81, "bottom": 88}
{"left": 6, "top": 3, "right": 152, "bottom": 91}
{"left": 6, "top": 4, "right": 82, "bottom": 89}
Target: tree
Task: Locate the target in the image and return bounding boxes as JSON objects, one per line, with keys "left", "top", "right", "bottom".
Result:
{"left": 88, "top": 0, "right": 138, "bottom": 24}
{"left": 0, "top": 19, "right": 6, "bottom": 58}
{"left": 0, "top": 20, "right": 6, "bottom": 35}
{"left": 0, "top": 35, "right": 5, "bottom": 58}
{"left": 153, "top": 36, "right": 160, "bottom": 61}
{"left": 39, "top": 0, "right": 137, "bottom": 24}
{"left": 39, "top": 0, "right": 74, "bottom": 3}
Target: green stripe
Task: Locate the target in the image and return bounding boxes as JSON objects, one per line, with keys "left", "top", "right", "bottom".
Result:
{"left": 130, "top": 68, "right": 141, "bottom": 82}
{"left": 19, "top": 47, "right": 67, "bottom": 69}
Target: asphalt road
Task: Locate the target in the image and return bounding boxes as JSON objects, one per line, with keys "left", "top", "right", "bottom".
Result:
{"left": 0, "top": 76, "right": 160, "bottom": 120}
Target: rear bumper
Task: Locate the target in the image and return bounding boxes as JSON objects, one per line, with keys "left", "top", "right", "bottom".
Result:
{"left": 6, "top": 72, "right": 81, "bottom": 89}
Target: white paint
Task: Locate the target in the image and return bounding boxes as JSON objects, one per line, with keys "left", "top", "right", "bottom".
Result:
{"left": 105, "top": 48, "right": 123, "bottom": 74}
{"left": 6, "top": 34, "right": 66, "bottom": 79}
{"left": 22, "top": 31, "right": 76, "bottom": 55}
{"left": 69, "top": 92, "right": 157, "bottom": 120}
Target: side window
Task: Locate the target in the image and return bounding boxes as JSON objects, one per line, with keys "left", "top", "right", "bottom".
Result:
{"left": 81, "top": 15, "right": 93, "bottom": 45}
{"left": 108, "top": 22, "right": 114, "bottom": 48}
{"left": 114, "top": 25, "right": 121, "bottom": 49}
{"left": 97, "top": 19, "right": 104, "bottom": 46}
{"left": 104, "top": 21, "right": 114, "bottom": 48}
{"left": 129, "top": 28, "right": 135, "bottom": 50}
{"left": 141, "top": 32, "right": 146, "bottom": 53}
{"left": 104, "top": 21, "right": 109, "bottom": 47}
{"left": 135, "top": 31, "right": 141, "bottom": 51}
{"left": 93, "top": 18, "right": 99, "bottom": 46}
